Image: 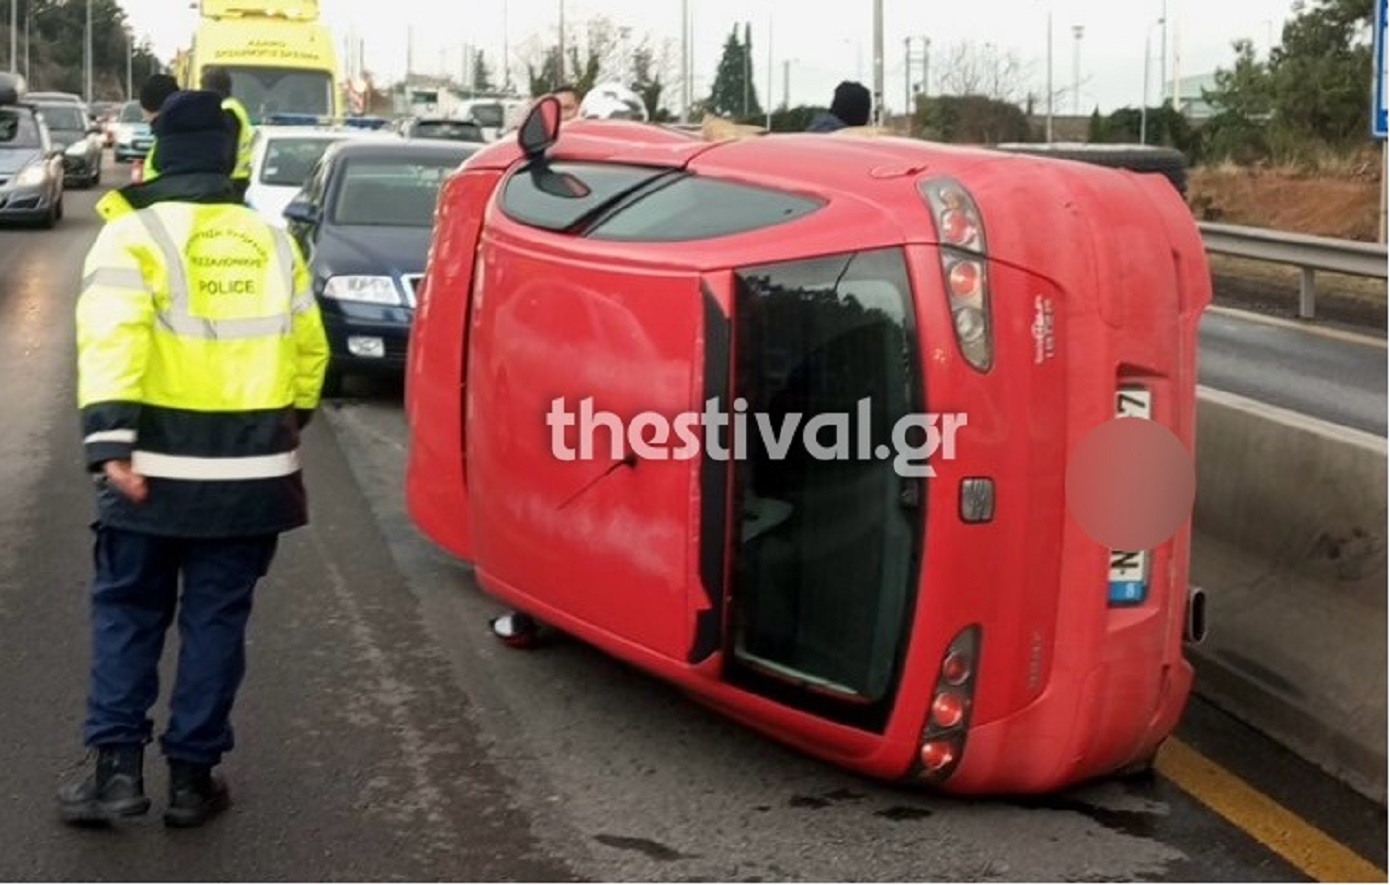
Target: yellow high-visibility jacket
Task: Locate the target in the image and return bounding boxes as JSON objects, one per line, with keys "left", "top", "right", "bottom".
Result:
{"left": 78, "top": 182, "right": 329, "bottom": 537}
{"left": 223, "top": 96, "right": 254, "bottom": 181}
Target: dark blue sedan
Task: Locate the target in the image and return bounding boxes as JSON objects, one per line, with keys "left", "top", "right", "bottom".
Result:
{"left": 282, "top": 138, "right": 481, "bottom": 396}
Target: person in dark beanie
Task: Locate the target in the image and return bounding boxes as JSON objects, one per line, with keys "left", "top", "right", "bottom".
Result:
{"left": 64, "top": 88, "right": 328, "bottom": 828}
{"left": 806, "top": 80, "right": 872, "bottom": 132}
{"left": 136, "top": 74, "right": 180, "bottom": 182}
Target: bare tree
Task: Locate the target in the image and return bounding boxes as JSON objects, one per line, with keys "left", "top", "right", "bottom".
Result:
{"left": 935, "top": 40, "right": 1034, "bottom": 104}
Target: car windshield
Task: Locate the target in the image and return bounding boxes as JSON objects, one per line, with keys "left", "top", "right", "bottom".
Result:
{"left": 329, "top": 155, "right": 461, "bottom": 227}
{"left": 412, "top": 120, "right": 483, "bottom": 142}
{"left": 118, "top": 101, "right": 143, "bottom": 123}
{"left": 260, "top": 136, "right": 339, "bottom": 185}
{"left": 38, "top": 105, "right": 86, "bottom": 131}
{"left": 226, "top": 67, "right": 334, "bottom": 121}
{"left": 467, "top": 103, "right": 503, "bottom": 128}
{"left": 0, "top": 109, "right": 40, "bottom": 148}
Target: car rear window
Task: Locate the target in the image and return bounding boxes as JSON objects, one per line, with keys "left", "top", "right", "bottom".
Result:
{"left": 413, "top": 120, "right": 484, "bottom": 142}
{"left": 261, "top": 137, "right": 339, "bottom": 185}
{"left": 0, "top": 109, "right": 39, "bottom": 147}
{"left": 726, "top": 247, "right": 924, "bottom": 722}
{"left": 330, "top": 156, "right": 462, "bottom": 227}
{"left": 586, "top": 175, "right": 825, "bottom": 241}
{"left": 37, "top": 105, "right": 86, "bottom": 131}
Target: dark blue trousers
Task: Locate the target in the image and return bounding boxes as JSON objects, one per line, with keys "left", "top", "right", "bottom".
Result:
{"left": 84, "top": 525, "right": 278, "bottom": 766}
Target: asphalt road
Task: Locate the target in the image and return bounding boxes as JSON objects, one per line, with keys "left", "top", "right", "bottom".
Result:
{"left": 0, "top": 160, "right": 1382, "bottom": 881}
{"left": 1198, "top": 309, "right": 1387, "bottom": 436}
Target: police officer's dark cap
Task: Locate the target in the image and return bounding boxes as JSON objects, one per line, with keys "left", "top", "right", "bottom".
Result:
{"left": 153, "top": 90, "right": 234, "bottom": 177}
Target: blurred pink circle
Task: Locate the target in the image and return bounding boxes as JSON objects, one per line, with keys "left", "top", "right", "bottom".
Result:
{"left": 1065, "top": 418, "right": 1196, "bottom": 551}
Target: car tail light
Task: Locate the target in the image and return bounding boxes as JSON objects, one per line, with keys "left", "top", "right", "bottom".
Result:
{"left": 920, "top": 178, "right": 992, "bottom": 372}
{"left": 917, "top": 625, "right": 981, "bottom": 785}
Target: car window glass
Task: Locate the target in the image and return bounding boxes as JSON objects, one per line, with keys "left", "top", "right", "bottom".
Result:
{"left": 37, "top": 105, "right": 86, "bottom": 131}
{"left": 413, "top": 120, "right": 483, "bottom": 142}
{"left": 468, "top": 103, "right": 503, "bottom": 128}
{"left": 587, "top": 175, "right": 826, "bottom": 241}
{"left": 118, "top": 101, "right": 143, "bottom": 123}
{"left": 261, "top": 137, "right": 338, "bottom": 186}
{"left": 500, "top": 162, "right": 677, "bottom": 232}
{"left": 0, "top": 110, "right": 40, "bottom": 148}
{"left": 329, "top": 156, "right": 461, "bottom": 227}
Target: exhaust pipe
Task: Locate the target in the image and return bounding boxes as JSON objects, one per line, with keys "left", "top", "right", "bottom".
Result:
{"left": 1184, "top": 585, "right": 1208, "bottom": 645}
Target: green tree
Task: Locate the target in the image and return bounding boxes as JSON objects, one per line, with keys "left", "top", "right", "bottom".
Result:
{"left": 916, "top": 94, "right": 1031, "bottom": 143}
{"left": 704, "top": 24, "right": 761, "bottom": 119}
{"left": 1087, "top": 107, "right": 1105, "bottom": 142}
{"left": 631, "top": 46, "right": 665, "bottom": 121}
{"left": 471, "top": 50, "right": 495, "bottom": 93}
{"left": 12, "top": 0, "right": 160, "bottom": 99}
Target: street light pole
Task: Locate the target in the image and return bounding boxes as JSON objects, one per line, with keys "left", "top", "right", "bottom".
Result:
{"left": 680, "top": 0, "right": 689, "bottom": 121}
{"left": 85, "top": 0, "right": 92, "bottom": 102}
{"left": 1141, "top": 27, "right": 1151, "bottom": 144}
{"left": 1160, "top": 0, "right": 1167, "bottom": 100}
{"left": 1045, "top": 8, "right": 1053, "bottom": 143}
{"left": 557, "top": 0, "right": 564, "bottom": 88}
{"left": 1071, "top": 24, "right": 1084, "bottom": 116}
{"left": 127, "top": 31, "right": 133, "bottom": 100}
{"left": 765, "top": 7, "right": 772, "bottom": 130}
{"left": 9, "top": 0, "right": 16, "bottom": 74}
{"left": 872, "top": 0, "right": 884, "bottom": 124}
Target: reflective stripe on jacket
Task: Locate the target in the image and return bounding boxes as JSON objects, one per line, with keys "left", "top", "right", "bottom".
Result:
{"left": 77, "top": 194, "right": 330, "bottom": 537}
{"left": 223, "top": 97, "right": 254, "bottom": 181}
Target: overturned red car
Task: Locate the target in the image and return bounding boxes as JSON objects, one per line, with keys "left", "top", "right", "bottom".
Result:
{"left": 404, "top": 98, "right": 1211, "bottom": 795}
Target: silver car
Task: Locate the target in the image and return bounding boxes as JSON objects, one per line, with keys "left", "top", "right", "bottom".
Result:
{"left": 0, "top": 103, "right": 65, "bottom": 227}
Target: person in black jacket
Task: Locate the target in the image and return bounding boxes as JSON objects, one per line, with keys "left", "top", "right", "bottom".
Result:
{"left": 806, "top": 81, "right": 872, "bottom": 132}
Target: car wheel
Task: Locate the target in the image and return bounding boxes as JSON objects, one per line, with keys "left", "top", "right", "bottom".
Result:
{"left": 40, "top": 200, "right": 57, "bottom": 230}
{"left": 55, "top": 193, "right": 64, "bottom": 221}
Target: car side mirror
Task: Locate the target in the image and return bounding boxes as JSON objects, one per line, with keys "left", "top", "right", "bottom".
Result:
{"left": 518, "top": 96, "right": 561, "bottom": 158}
{"left": 283, "top": 199, "right": 319, "bottom": 224}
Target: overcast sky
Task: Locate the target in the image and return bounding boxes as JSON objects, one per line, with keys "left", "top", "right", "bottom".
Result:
{"left": 121, "top": 0, "right": 1301, "bottom": 114}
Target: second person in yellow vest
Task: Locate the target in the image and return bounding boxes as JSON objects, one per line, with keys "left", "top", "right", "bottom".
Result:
{"left": 199, "top": 66, "right": 255, "bottom": 203}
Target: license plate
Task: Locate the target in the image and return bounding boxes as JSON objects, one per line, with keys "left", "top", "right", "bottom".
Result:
{"left": 1109, "top": 387, "right": 1151, "bottom": 605}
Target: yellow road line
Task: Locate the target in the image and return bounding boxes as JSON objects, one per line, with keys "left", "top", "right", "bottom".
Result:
{"left": 1157, "top": 738, "right": 1387, "bottom": 882}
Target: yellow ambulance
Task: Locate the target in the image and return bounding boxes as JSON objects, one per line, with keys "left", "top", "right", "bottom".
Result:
{"left": 176, "top": 0, "right": 341, "bottom": 121}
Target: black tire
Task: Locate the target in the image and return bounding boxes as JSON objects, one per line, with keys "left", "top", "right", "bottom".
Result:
{"left": 320, "top": 367, "right": 344, "bottom": 399}
{"left": 994, "top": 143, "right": 1189, "bottom": 196}
{"left": 39, "top": 198, "right": 57, "bottom": 230}
{"left": 55, "top": 193, "right": 64, "bottom": 221}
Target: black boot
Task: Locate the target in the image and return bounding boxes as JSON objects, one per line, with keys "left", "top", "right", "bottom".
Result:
{"left": 163, "top": 760, "right": 229, "bottom": 828}
{"left": 57, "top": 745, "right": 150, "bottom": 824}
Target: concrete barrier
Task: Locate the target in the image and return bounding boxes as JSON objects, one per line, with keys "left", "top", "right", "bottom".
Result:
{"left": 1189, "top": 387, "right": 1387, "bottom": 802}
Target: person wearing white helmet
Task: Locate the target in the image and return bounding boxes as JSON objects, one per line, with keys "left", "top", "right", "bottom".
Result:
{"left": 578, "top": 81, "right": 649, "bottom": 121}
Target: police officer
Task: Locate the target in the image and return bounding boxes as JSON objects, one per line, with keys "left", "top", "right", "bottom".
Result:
{"left": 61, "top": 90, "right": 329, "bottom": 828}
{"left": 135, "top": 73, "right": 179, "bottom": 182}
{"left": 199, "top": 66, "right": 254, "bottom": 202}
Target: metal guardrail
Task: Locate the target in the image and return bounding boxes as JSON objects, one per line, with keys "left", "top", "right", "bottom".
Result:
{"left": 1198, "top": 222, "right": 1388, "bottom": 319}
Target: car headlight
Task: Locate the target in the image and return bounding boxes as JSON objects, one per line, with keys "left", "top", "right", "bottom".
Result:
{"left": 15, "top": 164, "right": 48, "bottom": 186}
{"left": 321, "top": 275, "right": 402, "bottom": 305}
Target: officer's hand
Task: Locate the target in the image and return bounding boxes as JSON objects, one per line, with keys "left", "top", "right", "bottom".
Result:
{"left": 103, "top": 459, "right": 148, "bottom": 504}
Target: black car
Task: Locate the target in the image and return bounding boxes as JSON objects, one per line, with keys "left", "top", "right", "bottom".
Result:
{"left": 282, "top": 138, "right": 480, "bottom": 396}
{"left": 35, "top": 102, "right": 102, "bottom": 188}
{"left": 399, "top": 116, "right": 485, "bottom": 143}
{"left": 0, "top": 74, "right": 65, "bottom": 227}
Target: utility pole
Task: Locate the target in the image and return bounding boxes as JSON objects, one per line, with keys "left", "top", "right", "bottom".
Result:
{"left": 1141, "top": 27, "right": 1151, "bottom": 144}
{"left": 84, "top": 0, "right": 91, "bottom": 102}
{"left": 743, "top": 21, "right": 749, "bottom": 117}
{"left": 765, "top": 12, "right": 772, "bottom": 131}
{"left": 557, "top": 0, "right": 565, "bottom": 88}
{"left": 904, "top": 37, "right": 910, "bottom": 113}
{"left": 1160, "top": 0, "right": 1167, "bottom": 102}
{"left": 922, "top": 37, "right": 930, "bottom": 99}
{"left": 127, "top": 31, "right": 133, "bottom": 100}
{"left": 1071, "top": 24, "right": 1084, "bottom": 116}
{"left": 406, "top": 25, "right": 413, "bottom": 80}
{"left": 782, "top": 58, "right": 789, "bottom": 110}
{"left": 9, "top": 0, "right": 15, "bottom": 74}
{"left": 1045, "top": 9, "right": 1053, "bottom": 142}
{"left": 872, "top": 0, "right": 884, "bottom": 124}
{"left": 1170, "top": 10, "right": 1181, "bottom": 111}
